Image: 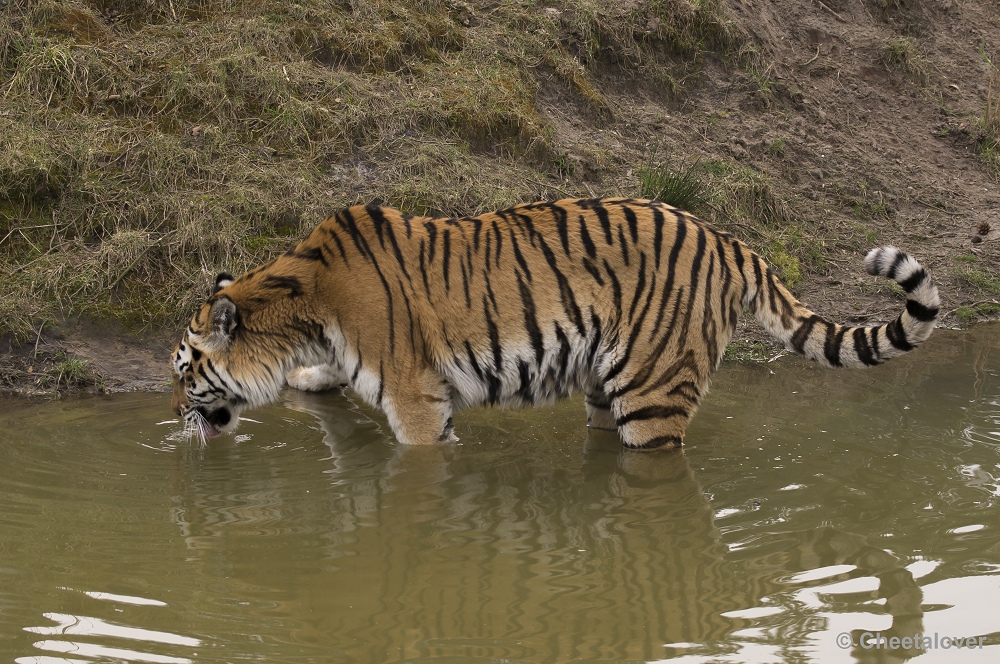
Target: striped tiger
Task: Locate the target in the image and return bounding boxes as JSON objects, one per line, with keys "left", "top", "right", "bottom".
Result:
{"left": 170, "top": 197, "right": 939, "bottom": 448}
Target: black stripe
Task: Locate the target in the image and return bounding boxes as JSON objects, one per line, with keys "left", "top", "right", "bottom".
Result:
{"left": 714, "top": 233, "right": 736, "bottom": 329}
{"left": 617, "top": 225, "right": 630, "bottom": 266}
{"left": 419, "top": 240, "right": 431, "bottom": 297}
{"left": 603, "top": 260, "right": 622, "bottom": 321}
{"left": 583, "top": 257, "right": 604, "bottom": 285}
{"left": 887, "top": 250, "right": 906, "bottom": 279}
{"left": 484, "top": 272, "right": 499, "bottom": 313}
{"left": 676, "top": 223, "right": 705, "bottom": 324}
{"left": 263, "top": 275, "right": 304, "bottom": 297}
{"left": 617, "top": 404, "right": 688, "bottom": 426}
{"left": 652, "top": 206, "right": 665, "bottom": 270}
{"left": 898, "top": 267, "right": 926, "bottom": 293}
{"left": 425, "top": 222, "right": 437, "bottom": 263}
{"left": 398, "top": 276, "right": 417, "bottom": 353}
{"left": 790, "top": 314, "right": 820, "bottom": 354}
{"left": 853, "top": 326, "right": 880, "bottom": 366}
{"left": 646, "top": 220, "right": 691, "bottom": 341}
{"left": 627, "top": 252, "right": 648, "bottom": 323}
{"left": 516, "top": 273, "right": 545, "bottom": 366}
{"left": 203, "top": 358, "right": 236, "bottom": 394}
{"left": 587, "top": 308, "right": 602, "bottom": 362}
{"left": 701, "top": 251, "right": 719, "bottom": 367}
{"left": 885, "top": 317, "right": 914, "bottom": 351}
{"left": 628, "top": 435, "right": 682, "bottom": 450}
{"left": 733, "top": 240, "right": 748, "bottom": 304}
{"left": 537, "top": 236, "right": 586, "bottom": 336}
{"left": 484, "top": 296, "right": 502, "bottom": 373}
{"left": 377, "top": 210, "right": 412, "bottom": 284}
{"left": 335, "top": 208, "right": 372, "bottom": 259}
{"left": 367, "top": 204, "right": 388, "bottom": 249}
{"left": 472, "top": 217, "right": 483, "bottom": 252}
{"left": 578, "top": 214, "right": 597, "bottom": 258}
{"left": 554, "top": 324, "right": 572, "bottom": 383}
{"left": 373, "top": 263, "right": 395, "bottom": 353}
{"left": 751, "top": 255, "right": 765, "bottom": 313}
{"left": 595, "top": 203, "right": 613, "bottom": 244}
{"left": 483, "top": 232, "right": 492, "bottom": 274}
{"left": 464, "top": 341, "right": 484, "bottom": 380}
{"left": 442, "top": 229, "right": 451, "bottom": 291}
{"left": 768, "top": 270, "right": 796, "bottom": 328}
{"left": 554, "top": 204, "right": 570, "bottom": 256}
{"left": 493, "top": 221, "right": 503, "bottom": 268}
{"left": 323, "top": 227, "right": 350, "bottom": 265}
{"left": 508, "top": 228, "right": 532, "bottom": 282}
{"left": 823, "top": 323, "right": 846, "bottom": 367}
{"left": 906, "top": 298, "right": 939, "bottom": 322}
{"left": 623, "top": 205, "right": 639, "bottom": 243}
{"left": 294, "top": 245, "right": 328, "bottom": 266}
{"left": 516, "top": 359, "right": 535, "bottom": 405}
{"left": 514, "top": 210, "right": 537, "bottom": 244}
{"left": 461, "top": 262, "right": 471, "bottom": 308}
{"left": 632, "top": 295, "right": 691, "bottom": 399}
{"left": 605, "top": 277, "right": 658, "bottom": 385}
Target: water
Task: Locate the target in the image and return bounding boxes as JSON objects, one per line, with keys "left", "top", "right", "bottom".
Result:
{"left": 1, "top": 325, "right": 998, "bottom": 663}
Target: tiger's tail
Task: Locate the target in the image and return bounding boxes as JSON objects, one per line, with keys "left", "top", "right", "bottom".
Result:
{"left": 749, "top": 246, "right": 939, "bottom": 368}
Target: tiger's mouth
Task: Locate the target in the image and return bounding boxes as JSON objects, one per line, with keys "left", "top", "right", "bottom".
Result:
{"left": 200, "top": 421, "right": 223, "bottom": 439}
{"left": 185, "top": 405, "right": 234, "bottom": 440}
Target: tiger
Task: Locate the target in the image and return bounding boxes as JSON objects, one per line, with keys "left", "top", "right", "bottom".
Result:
{"left": 171, "top": 197, "right": 939, "bottom": 449}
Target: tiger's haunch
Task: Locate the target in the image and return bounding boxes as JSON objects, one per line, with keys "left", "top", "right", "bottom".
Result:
{"left": 170, "top": 197, "right": 939, "bottom": 449}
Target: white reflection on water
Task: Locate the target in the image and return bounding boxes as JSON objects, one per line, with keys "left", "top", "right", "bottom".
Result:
{"left": 21, "top": 640, "right": 191, "bottom": 664}
{"left": 20, "top": 595, "right": 201, "bottom": 664}
{"left": 66, "top": 589, "right": 166, "bottom": 607}
{"left": 26, "top": 612, "right": 200, "bottom": 647}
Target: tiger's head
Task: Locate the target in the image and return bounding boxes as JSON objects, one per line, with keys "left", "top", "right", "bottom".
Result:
{"left": 170, "top": 274, "right": 251, "bottom": 440}
{"left": 171, "top": 271, "right": 329, "bottom": 440}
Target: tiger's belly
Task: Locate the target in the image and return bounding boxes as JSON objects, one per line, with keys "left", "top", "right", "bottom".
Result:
{"left": 437, "top": 339, "right": 602, "bottom": 412}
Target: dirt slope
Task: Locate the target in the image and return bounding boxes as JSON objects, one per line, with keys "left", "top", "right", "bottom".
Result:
{"left": 2, "top": 0, "right": 998, "bottom": 395}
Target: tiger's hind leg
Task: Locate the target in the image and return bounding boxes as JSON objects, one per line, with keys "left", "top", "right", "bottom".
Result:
{"left": 380, "top": 366, "right": 457, "bottom": 446}
{"left": 607, "top": 360, "right": 709, "bottom": 451}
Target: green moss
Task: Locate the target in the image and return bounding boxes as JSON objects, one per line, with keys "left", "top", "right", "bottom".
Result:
{"left": 765, "top": 241, "right": 801, "bottom": 289}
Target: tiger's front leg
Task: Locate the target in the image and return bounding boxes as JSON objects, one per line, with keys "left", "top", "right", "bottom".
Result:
{"left": 585, "top": 384, "right": 617, "bottom": 431}
{"left": 380, "top": 367, "right": 457, "bottom": 446}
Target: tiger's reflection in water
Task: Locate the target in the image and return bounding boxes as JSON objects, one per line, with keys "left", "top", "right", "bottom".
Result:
{"left": 169, "top": 390, "right": 923, "bottom": 662}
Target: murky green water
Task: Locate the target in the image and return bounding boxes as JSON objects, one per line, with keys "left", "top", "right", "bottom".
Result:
{"left": 2, "top": 326, "right": 999, "bottom": 663}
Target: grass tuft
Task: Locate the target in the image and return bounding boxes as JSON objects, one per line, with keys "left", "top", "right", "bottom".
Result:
{"left": 977, "top": 43, "right": 1000, "bottom": 173}
{"left": 881, "top": 36, "right": 931, "bottom": 86}
{"left": 639, "top": 153, "right": 711, "bottom": 213}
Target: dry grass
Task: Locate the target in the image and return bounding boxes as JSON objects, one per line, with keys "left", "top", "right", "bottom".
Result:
{"left": 979, "top": 47, "right": 1000, "bottom": 173}
{"left": 880, "top": 36, "right": 931, "bottom": 86}
{"left": 0, "top": 0, "right": 751, "bottom": 342}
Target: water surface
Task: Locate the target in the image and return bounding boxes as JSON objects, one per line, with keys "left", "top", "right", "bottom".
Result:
{"left": 2, "top": 325, "right": 999, "bottom": 663}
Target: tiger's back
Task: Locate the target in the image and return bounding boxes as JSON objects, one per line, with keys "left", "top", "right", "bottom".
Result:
{"left": 171, "top": 197, "right": 939, "bottom": 448}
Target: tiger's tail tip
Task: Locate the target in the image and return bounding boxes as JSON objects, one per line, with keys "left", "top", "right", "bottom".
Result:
{"left": 864, "top": 245, "right": 940, "bottom": 328}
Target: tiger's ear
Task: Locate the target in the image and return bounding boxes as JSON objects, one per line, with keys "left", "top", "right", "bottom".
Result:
{"left": 213, "top": 273, "right": 234, "bottom": 294}
{"left": 209, "top": 297, "right": 238, "bottom": 345}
